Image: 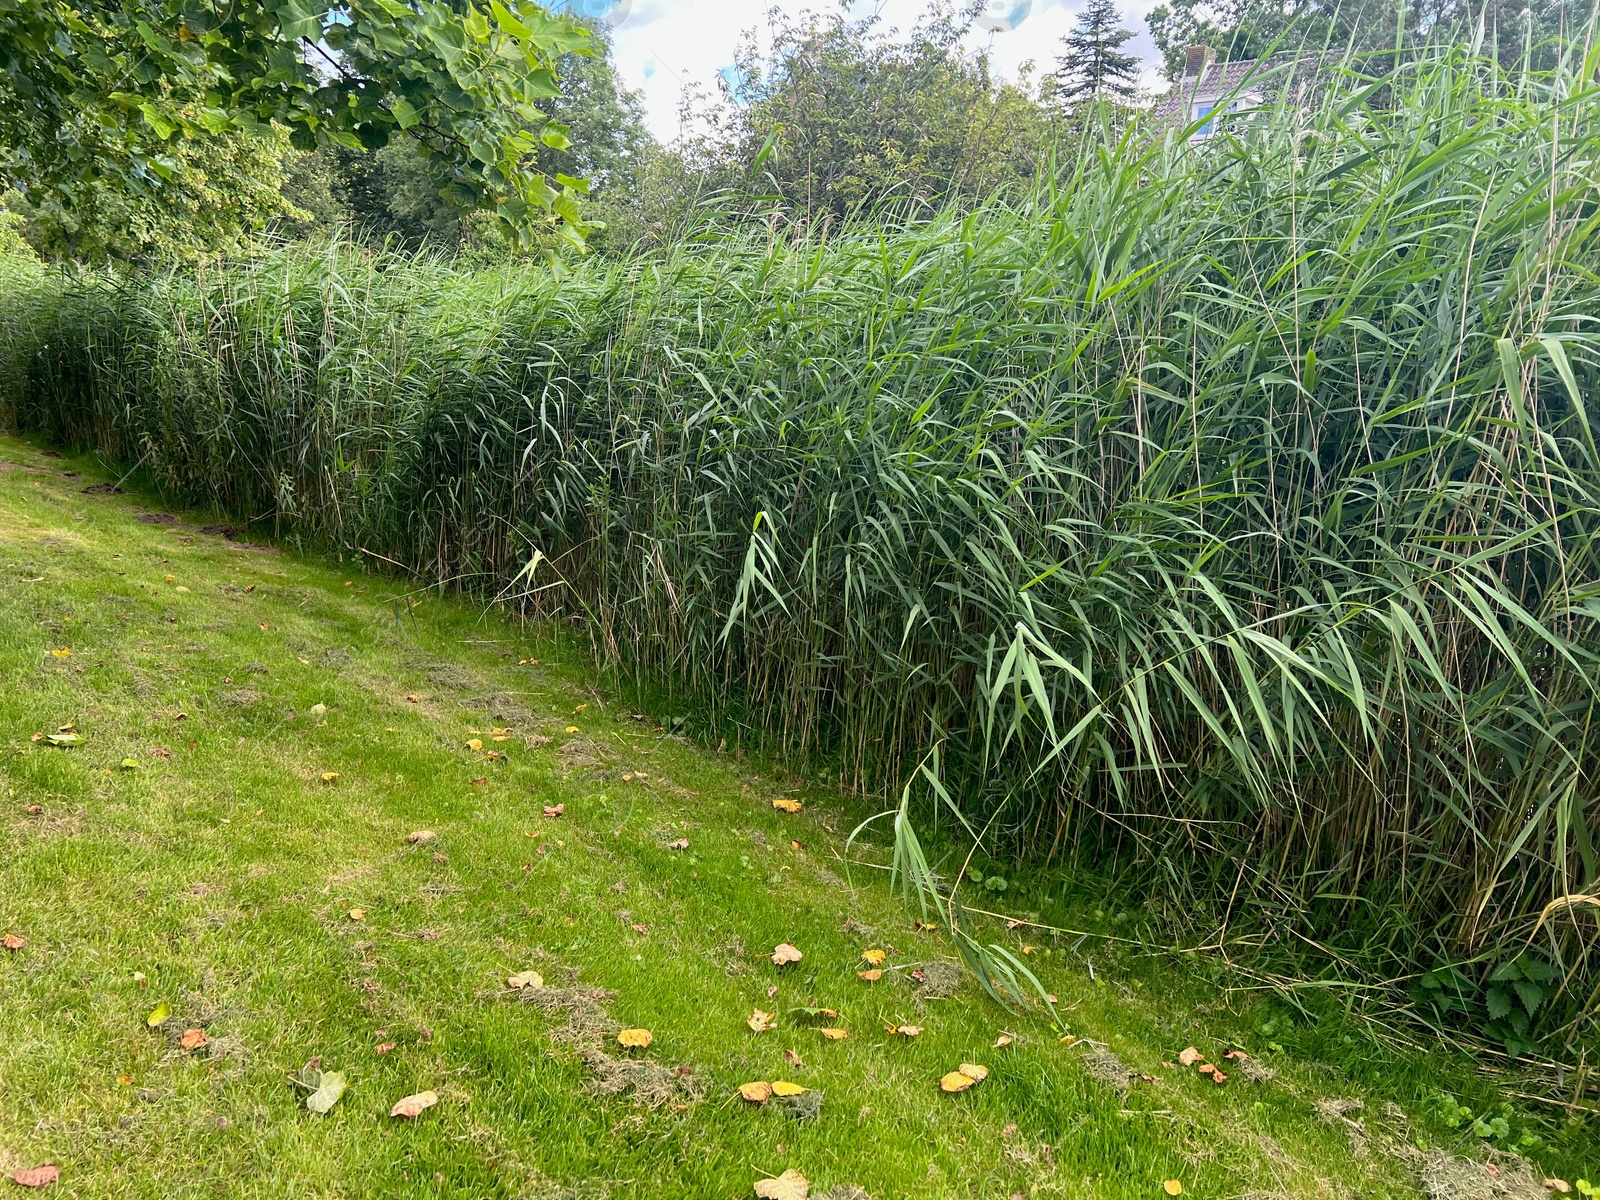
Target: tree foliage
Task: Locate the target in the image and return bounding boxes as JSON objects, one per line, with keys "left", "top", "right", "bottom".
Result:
{"left": 0, "top": 0, "right": 595, "bottom": 246}
{"left": 1052, "top": 0, "right": 1140, "bottom": 107}
{"left": 716, "top": 6, "right": 1052, "bottom": 223}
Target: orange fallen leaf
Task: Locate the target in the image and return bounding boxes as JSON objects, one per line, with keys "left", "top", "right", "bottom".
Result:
{"left": 1210, "top": 1069, "right": 1228, "bottom": 1084}
{"left": 3, "top": 934, "right": 27, "bottom": 950}
{"left": 471, "top": 777, "right": 486, "bottom": 786}
{"left": 1196, "top": 1063, "right": 1216, "bottom": 1076}
{"left": 857, "top": 969, "right": 883, "bottom": 982}
{"left": 117, "top": 1074, "right": 134, "bottom": 1085}
{"left": 748, "top": 1010, "right": 776, "bottom": 1032}
{"left": 861, "top": 949, "right": 886, "bottom": 966}
{"left": 771, "top": 943, "right": 803, "bottom": 965}
{"left": 753, "top": 1169, "right": 809, "bottom": 1200}
{"left": 406, "top": 693, "right": 420, "bottom": 703}
{"left": 374, "top": 1042, "right": 396, "bottom": 1055}
{"left": 819, "top": 1027, "right": 848, "bottom": 1040}
{"left": 178, "top": 1028, "right": 207, "bottom": 1050}
{"left": 543, "top": 805, "right": 564, "bottom": 818}
{"left": 940, "top": 1070, "right": 977, "bottom": 1093}
{"left": 738, "top": 1081, "right": 774, "bottom": 1103}
{"left": 389, "top": 1090, "right": 439, "bottom": 1118}
{"left": 617, "top": 1028, "right": 653, "bottom": 1049}
{"left": 1177, "top": 1046, "right": 1202, "bottom": 1067}
{"left": 8, "top": 1165, "right": 59, "bottom": 1188}
{"left": 259, "top": 623, "right": 269, "bottom": 632}
{"left": 772, "top": 798, "right": 803, "bottom": 813}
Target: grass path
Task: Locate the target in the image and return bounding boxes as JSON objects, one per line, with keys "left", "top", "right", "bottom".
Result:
{"left": 0, "top": 435, "right": 1553, "bottom": 1198}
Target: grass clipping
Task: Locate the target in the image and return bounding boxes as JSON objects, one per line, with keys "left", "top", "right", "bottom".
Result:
{"left": 512, "top": 980, "right": 706, "bottom": 1108}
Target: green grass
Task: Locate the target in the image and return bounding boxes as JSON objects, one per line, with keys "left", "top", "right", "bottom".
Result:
{"left": 2, "top": 435, "right": 1591, "bottom": 1198}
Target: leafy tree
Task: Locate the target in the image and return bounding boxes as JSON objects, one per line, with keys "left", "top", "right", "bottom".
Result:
{"left": 0, "top": 0, "right": 595, "bottom": 248}
{"left": 8, "top": 111, "right": 302, "bottom": 262}
{"left": 715, "top": 5, "right": 1051, "bottom": 223}
{"left": 280, "top": 23, "right": 649, "bottom": 251}
{"left": 1052, "top": 0, "right": 1141, "bottom": 108}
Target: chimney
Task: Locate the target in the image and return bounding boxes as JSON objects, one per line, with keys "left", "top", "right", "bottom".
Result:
{"left": 1184, "top": 44, "right": 1213, "bottom": 79}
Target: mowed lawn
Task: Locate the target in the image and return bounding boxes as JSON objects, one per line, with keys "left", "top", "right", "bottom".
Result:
{"left": 0, "top": 435, "right": 1513, "bottom": 1198}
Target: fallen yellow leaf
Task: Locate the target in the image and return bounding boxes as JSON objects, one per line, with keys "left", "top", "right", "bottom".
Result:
{"left": 958, "top": 1063, "right": 988, "bottom": 1082}
{"left": 617, "top": 1028, "right": 653, "bottom": 1049}
{"left": 940, "top": 1070, "right": 976, "bottom": 1093}
{"left": 886, "top": 1024, "right": 922, "bottom": 1037}
{"left": 1164, "top": 1182, "right": 1183, "bottom": 1196}
{"left": 565, "top": 726, "right": 579, "bottom": 734}
{"left": 466, "top": 738, "right": 484, "bottom": 751}
{"left": 861, "top": 949, "right": 886, "bottom": 965}
{"left": 753, "top": 1169, "right": 809, "bottom": 1200}
{"left": 348, "top": 908, "right": 365, "bottom": 921}
{"left": 320, "top": 771, "right": 339, "bottom": 782}
{"left": 50, "top": 647, "right": 71, "bottom": 658}
{"left": 506, "top": 971, "right": 544, "bottom": 990}
{"left": 738, "top": 1081, "right": 774, "bottom": 1103}
{"left": 771, "top": 798, "right": 803, "bottom": 813}
{"left": 390, "top": 1090, "right": 439, "bottom": 1118}
{"left": 995, "top": 1033, "right": 1015, "bottom": 1047}
{"left": 748, "top": 1009, "right": 776, "bottom": 1032}
{"left": 146, "top": 1002, "right": 170, "bottom": 1027}
{"left": 820, "top": 1027, "right": 848, "bottom": 1040}
{"left": 770, "top": 1080, "right": 805, "bottom": 1096}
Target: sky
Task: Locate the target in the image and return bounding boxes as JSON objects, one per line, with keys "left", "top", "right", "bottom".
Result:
{"left": 552, "top": 0, "right": 1175, "bottom": 142}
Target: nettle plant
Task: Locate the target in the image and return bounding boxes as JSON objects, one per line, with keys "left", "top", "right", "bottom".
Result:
{"left": 1412, "top": 954, "right": 1561, "bottom": 1058}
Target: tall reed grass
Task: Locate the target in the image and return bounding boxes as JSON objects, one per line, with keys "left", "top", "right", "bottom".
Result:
{"left": 5, "top": 35, "right": 1600, "bottom": 1041}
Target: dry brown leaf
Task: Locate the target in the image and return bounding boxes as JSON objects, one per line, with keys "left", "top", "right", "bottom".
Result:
{"left": 9, "top": 1165, "right": 59, "bottom": 1189}
{"left": 1209, "top": 1069, "right": 1228, "bottom": 1084}
{"left": 407, "top": 830, "right": 437, "bottom": 844}
{"left": 1163, "top": 1181, "right": 1183, "bottom": 1196}
{"left": 348, "top": 908, "right": 365, "bottom": 921}
{"left": 819, "top": 1027, "right": 848, "bottom": 1040}
{"left": 389, "top": 1090, "right": 439, "bottom": 1118}
{"left": 770, "top": 1080, "right": 805, "bottom": 1096}
{"left": 506, "top": 970, "right": 544, "bottom": 990}
{"left": 857, "top": 969, "right": 883, "bottom": 982}
{"left": 1196, "top": 1063, "right": 1216, "bottom": 1075}
{"left": 666, "top": 838, "right": 690, "bottom": 850}
{"left": 1177, "top": 1046, "right": 1202, "bottom": 1067}
{"left": 753, "top": 1169, "right": 809, "bottom": 1200}
{"left": 375, "top": 1042, "right": 396, "bottom": 1055}
{"left": 748, "top": 1010, "right": 776, "bottom": 1032}
{"left": 631, "top": 923, "right": 649, "bottom": 934}
{"left": 617, "top": 1028, "right": 653, "bottom": 1049}
{"left": 739, "top": 1081, "right": 774, "bottom": 1103}
{"left": 471, "top": 776, "right": 486, "bottom": 786}
{"left": 543, "top": 804, "right": 564, "bottom": 818}
{"left": 940, "top": 1071, "right": 977, "bottom": 1093}
{"left": 783, "top": 1048, "right": 804, "bottom": 1066}
{"left": 771, "top": 798, "right": 803, "bottom": 813}
{"left": 887, "top": 1024, "right": 922, "bottom": 1037}
{"left": 1544, "top": 1180, "right": 1571, "bottom": 1193}
{"left": 179, "top": 1028, "right": 207, "bottom": 1050}
{"left": 771, "top": 943, "right": 803, "bottom": 965}
{"left": 3, "top": 934, "right": 27, "bottom": 950}
{"left": 406, "top": 693, "right": 420, "bottom": 703}
{"left": 995, "top": 1034, "right": 1015, "bottom": 1047}
{"left": 958, "top": 1063, "right": 988, "bottom": 1082}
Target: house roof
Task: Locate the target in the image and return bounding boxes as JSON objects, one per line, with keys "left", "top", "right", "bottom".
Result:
{"left": 1152, "top": 58, "right": 1265, "bottom": 123}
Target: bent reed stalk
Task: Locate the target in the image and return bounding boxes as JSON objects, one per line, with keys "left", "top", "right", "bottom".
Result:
{"left": 5, "top": 36, "right": 1600, "bottom": 1034}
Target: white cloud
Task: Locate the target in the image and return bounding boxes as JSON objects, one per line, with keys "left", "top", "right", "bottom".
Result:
{"left": 602, "top": 0, "right": 1174, "bottom": 142}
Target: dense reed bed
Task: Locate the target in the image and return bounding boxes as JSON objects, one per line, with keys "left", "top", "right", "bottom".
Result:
{"left": 5, "top": 38, "right": 1600, "bottom": 1042}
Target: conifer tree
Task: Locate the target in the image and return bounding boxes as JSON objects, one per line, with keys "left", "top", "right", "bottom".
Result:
{"left": 1054, "top": 0, "right": 1141, "bottom": 107}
